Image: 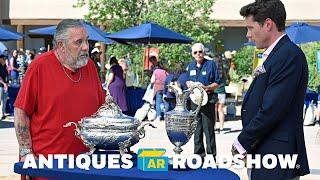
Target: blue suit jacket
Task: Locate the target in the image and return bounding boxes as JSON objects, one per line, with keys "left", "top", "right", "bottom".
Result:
{"left": 238, "top": 35, "right": 310, "bottom": 179}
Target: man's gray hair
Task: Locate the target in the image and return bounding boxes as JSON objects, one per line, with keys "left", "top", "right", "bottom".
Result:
{"left": 53, "top": 19, "right": 84, "bottom": 45}
{"left": 192, "top": 43, "right": 205, "bottom": 54}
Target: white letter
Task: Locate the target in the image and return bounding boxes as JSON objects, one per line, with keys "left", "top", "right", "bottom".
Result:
{"left": 218, "top": 155, "right": 232, "bottom": 168}
{"left": 202, "top": 155, "right": 217, "bottom": 169}
{"left": 262, "top": 154, "right": 277, "bottom": 169}
{"left": 68, "top": 154, "right": 75, "bottom": 169}
{"left": 92, "top": 154, "right": 106, "bottom": 169}
{"left": 232, "top": 154, "right": 245, "bottom": 169}
{"left": 278, "top": 154, "right": 298, "bottom": 169}
{"left": 22, "top": 154, "right": 37, "bottom": 169}
{"left": 38, "top": 154, "right": 53, "bottom": 169}
{"left": 186, "top": 154, "right": 202, "bottom": 169}
{"left": 246, "top": 154, "right": 261, "bottom": 169}
{"left": 121, "top": 154, "right": 133, "bottom": 169}
{"left": 108, "top": 154, "right": 120, "bottom": 169}
{"left": 54, "top": 154, "right": 67, "bottom": 169}
{"left": 173, "top": 155, "right": 187, "bottom": 169}
{"left": 76, "top": 154, "right": 91, "bottom": 170}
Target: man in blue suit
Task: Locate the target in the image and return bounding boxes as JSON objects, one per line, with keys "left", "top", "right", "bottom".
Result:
{"left": 232, "top": 0, "right": 310, "bottom": 179}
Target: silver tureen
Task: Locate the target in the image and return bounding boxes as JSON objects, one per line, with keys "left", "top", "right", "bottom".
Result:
{"left": 64, "top": 92, "right": 155, "bottom": 154}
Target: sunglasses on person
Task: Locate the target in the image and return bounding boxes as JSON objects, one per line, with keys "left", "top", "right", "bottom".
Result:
{"left": 193, "top": 51, "right": 203, "bottom": 55}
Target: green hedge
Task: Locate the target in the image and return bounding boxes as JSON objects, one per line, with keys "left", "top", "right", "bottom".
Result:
{"left": 232, "top": 46, "right": 255, "bottom": 81}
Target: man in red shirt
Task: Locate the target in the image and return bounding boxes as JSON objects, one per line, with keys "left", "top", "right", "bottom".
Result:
{"left": 14, "top": 19, "right": 105, "bottom": 179}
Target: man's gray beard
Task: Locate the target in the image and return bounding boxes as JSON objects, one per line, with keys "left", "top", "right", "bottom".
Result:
{"left": 65, "top": 52, "right": 88, "bottom": 69}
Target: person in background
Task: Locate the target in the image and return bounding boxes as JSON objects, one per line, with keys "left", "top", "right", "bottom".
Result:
{"left": 0, "top": 54, "right": 8, "bottom": 120}
{"left": 150, "top": 60, "right": 168, "bottom": 121}
{"left": 14, "top": 19, "right": 105, "bottom": 180}
{"left": 38, "top": 46, "right": 47, "bottom": 54}
{"left": 228, "top": 62, "right": 240, "bottom": 83}
{"left": 25, "top": 50, "right": 32, "bottom": 65}
{"left": 90, "top": 47, "right": 102, "bottom": 75}
{"left": 232, "top": 1, "right": 309, "bottom": 179}
{"left": 9, "top": 49, "right": 19, "bottom": 84}
{"left": 149, "top": 56, "right": 159, "bottom": 74}
{"left": 2, "top": 49, "right": 10, "bottom": 72}
{"left": 106, "top": 56, "right": 128, "bottom": 112}
{"left": 214, "top": 55, "right": 229, "bottom": 134}
{"left": 118, "top": 57, "right": 128, "bottom": 80}
{"left": 314, "top": 93, "right": 320, "bottom": 127}
{"left": 17, "top": 49, "right": 28, "bottom": 83}
{"left": 186, "top": 43, "right": 220, "bottom": 159}
{"left": 163, "top": 62, "right": 185, "bottom": 111}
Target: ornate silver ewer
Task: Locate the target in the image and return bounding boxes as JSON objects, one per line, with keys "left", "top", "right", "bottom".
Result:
{"left": 165, "top": 84, "right": 204, "bottom": 154}
{"left": 64, "top": 92, "right": 155, "bottom": 154}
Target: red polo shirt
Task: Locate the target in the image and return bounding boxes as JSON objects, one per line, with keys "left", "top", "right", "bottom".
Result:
{"left": 14, "top": 50, "right": 105, "bottom": 157}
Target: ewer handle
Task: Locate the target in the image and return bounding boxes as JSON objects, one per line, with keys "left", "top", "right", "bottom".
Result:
{"left": 185, "top": 85, "right": 204, "bottom": 116}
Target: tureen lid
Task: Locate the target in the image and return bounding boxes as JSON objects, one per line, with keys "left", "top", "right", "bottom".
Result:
{"left": 89, "top": 92, "right": 138, "bottom": 123}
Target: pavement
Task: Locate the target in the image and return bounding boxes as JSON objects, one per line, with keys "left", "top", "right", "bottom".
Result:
{"left": 0, "top": 105, "right": 319, "bottom": 180}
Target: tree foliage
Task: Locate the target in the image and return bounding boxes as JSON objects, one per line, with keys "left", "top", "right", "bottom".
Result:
{"left": 232, "top": 44, "right": 320, "bottom": 92}
{"left": 232, "top": 46, "right": 255, "bottom": 80}
{"left": 75, "top": 0, "right": 221, "bottom": 85}
{"left": 300, "top": 43, "right": 320, "bottom": 92}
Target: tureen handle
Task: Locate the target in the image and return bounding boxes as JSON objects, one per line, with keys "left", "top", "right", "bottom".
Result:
{"left": 118, "top": 123, "right": 156, "bottom": 155}
{"left": 63, "top": 122, "right": 78, "bottom": 129}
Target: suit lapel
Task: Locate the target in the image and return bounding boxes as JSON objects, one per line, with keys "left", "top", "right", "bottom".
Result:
{"left": 242, "top": 35, "right": 290, "bottom": 106}
{"left": 242, "top": 78, "right": 256, "bottom": 105}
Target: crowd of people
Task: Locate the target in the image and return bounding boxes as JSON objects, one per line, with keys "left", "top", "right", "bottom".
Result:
{"left": 0, "top": 47, "right": 48, "bottom": 120}
{"left": 102, "top": 44, "right": 238, "bottom": 129}
{"left": 0, "top": 47, "right": 48, "bottom": 85}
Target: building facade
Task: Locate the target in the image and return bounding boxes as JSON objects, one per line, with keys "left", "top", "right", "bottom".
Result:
{"left": 1, "top": 0, "right": 320, "bottom": 52}
{"left": 0, "top": 0, "right": 87, "bottom": 51}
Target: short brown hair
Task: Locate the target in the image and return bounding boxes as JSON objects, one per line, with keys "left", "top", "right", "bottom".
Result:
{"left": 240, "top": 0, "right": 286, "bottom": 31}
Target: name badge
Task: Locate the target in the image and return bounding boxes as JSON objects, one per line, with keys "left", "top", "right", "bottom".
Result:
{"left": 190, "top": 70, "right": 196, "bottom": 76}
{"left": 202, "top": 71, "right": 206, "bottom": 75}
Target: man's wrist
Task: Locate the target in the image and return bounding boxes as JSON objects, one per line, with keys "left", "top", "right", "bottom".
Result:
{"left": 19, "top": 148, "right": 33, "bottom": 157}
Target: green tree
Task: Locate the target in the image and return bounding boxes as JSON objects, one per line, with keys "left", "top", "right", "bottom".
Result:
{"left": 232, "top": 44, "right": 320, "bottom": 92}
{"left": 301, "top": 43, "right": 320, "bottom": 92}
{"left": 75, "top": 0, "right": 221, "bottom": 85}
{"left": 232, "top": 46, "right": 255, "bottom": 81}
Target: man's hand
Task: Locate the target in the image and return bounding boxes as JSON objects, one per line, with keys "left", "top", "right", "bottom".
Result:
{"left": 231, "top": 145, "right": 239, "bottom": 156}
{"left": 231, "top": 145, "right": 247, "bottom": 167}
{"left": 20, "top": 153, "right": 38, "bottom": 180}
{"left": 20, "top": 153, "right": 38, "bottom": 162}
{"left": 186, "top": 81, "right": 193, "bottom": 88}
{"left": 202, "top": 85, "right": 211, "bottom": 92}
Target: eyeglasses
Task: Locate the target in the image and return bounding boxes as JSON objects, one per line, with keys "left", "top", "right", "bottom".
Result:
{"left": 193, "top": 51, "right": 203, "bottom": 55}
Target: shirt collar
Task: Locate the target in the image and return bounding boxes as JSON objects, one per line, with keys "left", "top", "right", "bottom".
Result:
{"left": 263, "top": 34, "right": 286, "bottom": 60}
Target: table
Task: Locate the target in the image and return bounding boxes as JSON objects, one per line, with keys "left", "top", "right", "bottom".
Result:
{"left": 304, "top": 90, "right": 319, "bottom": 108}
{"left": 125, "top": 87, "right": 146, "bottom": 116}
{"left": 6, "top": 85, "right": 20, "bottom": 115}
{"left": 14, "top": 159, "right": 239, "bottom": 180}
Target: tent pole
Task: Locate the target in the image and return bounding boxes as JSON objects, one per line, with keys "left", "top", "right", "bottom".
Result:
{"left": 142, "top": 47, "right": 145, "bottom": 83}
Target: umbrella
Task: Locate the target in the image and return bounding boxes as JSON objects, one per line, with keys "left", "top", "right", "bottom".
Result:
{"left": 29, "top": 21, "right": 115, "bottom": 44}
{"left": 106, "top": 22, "right": 193, "bottom": 80}
{"left": 0, "top": 26, "right": 24, "bottom": 41}
{"left": 285, "top": 22, "right": 320, "bottom": 44}
{"left": 106, "top": 22, "right": 193, "bottom": 44}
